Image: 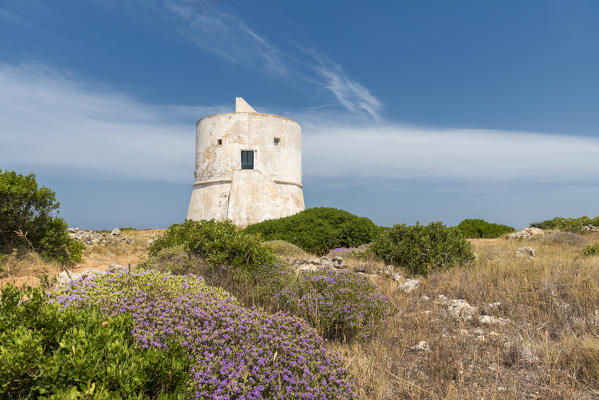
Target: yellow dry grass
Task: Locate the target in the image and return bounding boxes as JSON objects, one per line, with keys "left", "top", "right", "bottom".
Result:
{"left": 0, "top": 229, "right": 163, "bottom": 287}
{"left": 328, "top": 232, "right": 599, "bottom": 399}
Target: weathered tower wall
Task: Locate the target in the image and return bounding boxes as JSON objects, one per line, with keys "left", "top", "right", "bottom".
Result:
{"left": 187, "top": 98, "right": 305, "bottom": 226}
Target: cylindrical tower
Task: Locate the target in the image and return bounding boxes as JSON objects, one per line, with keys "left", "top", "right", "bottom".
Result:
{"left": 187, "top": 97, "right": 305, "bottom": 226}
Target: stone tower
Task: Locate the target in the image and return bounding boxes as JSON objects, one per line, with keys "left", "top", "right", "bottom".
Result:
{"left": 187, "top": 97, "right": 305, "bottom": 226}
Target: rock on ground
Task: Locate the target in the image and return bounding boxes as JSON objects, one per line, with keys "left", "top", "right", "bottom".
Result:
{"left": 447, "top": 299, "right": 477, "bottom": 321}
{"left": 410, "top": 340, "right": 430, "bottom": 352}
{"left": 398, "top": 279, "right": 420, "bottom": 294}
{"left": 515, "top": 246, "right": 535, "bottom": 259}
{"left": 507, "top": 227, "right": 544, "bottom": 239}
{"left": 67, "top": 227, "right": 134, "bottom": 245}
{"left": 479, "top": 315, "right": 510, "bottom": 325}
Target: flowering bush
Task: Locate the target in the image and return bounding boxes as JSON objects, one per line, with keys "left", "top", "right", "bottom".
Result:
{"left": 53, "top": 270, "right": 355, "bottom": 399}
{"left": 278, "top": 269, "right": 396, "bottom": 341}
{"left": 0, "top": 284, "right": 190, "bottom": 399}
{"left": 327, "top": 244, "right": 370, "bottom": 258}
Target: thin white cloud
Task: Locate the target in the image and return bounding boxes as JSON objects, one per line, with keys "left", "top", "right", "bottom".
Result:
{"left": 1, "top": 63, "right": 598, "bottom": 186}
{"left": 130, "top": 0, "right": 381, "bottom": 120}
{"left": 159, "top": 0, "right": 288, "bottom": 76}
{"left": 295, "top": 46, "right": 382, "bottom": 121}
{"left": 0, "top": 63, "right": 224, "bottom": 183}
{"left": 302, "top": 123, "right": 599, "bottom": 182}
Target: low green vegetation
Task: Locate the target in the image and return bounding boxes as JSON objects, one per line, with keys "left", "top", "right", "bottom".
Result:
{"left": 0, "top": 284, "right": 190, "bottom": 399}
{"left": 149, "top": 219, "right": 276, "bottom": 284}
{"left": 531, "top": 216, "right": 599, "bottom": 233}
{"left": 582, "top": 244, "right": 599, "bottom": 256}
{"left": 0, "top": 169, "right": 83, "bottom": 266}
{"left": 457, "top": 218, "right": 515, "bottom": 238}
{"left": 145, "top": 220, "right": 291, "bottom": 307}
{"left": 369, "top": 221, "right": 475, "bottom": 276}
{"left": 244, "top": 207, "right": 381, "bottom": 255}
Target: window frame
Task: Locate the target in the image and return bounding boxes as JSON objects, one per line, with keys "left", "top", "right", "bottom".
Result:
{"left": 241, "top": 150, "right": 254, "bottom": 170}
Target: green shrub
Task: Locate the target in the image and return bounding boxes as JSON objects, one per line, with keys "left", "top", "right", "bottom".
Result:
{"left": 140, "top": 244, "right": 204, "bottom": 275}
{"left": 0, "top": 169, "right": 83, "bottom": 265}
{"left": 457, "top": 218, "right": 515, "bottom": 238}
{"left": 147, "top": 219, "right": 289, "bottom": 306}
{"left": 150, "top": 219, "right": 275, "bottom": 275}
{"left": 277, "top": 268, "right": 396, "bottom": 341}
{"left": 0, "top": 284, "right": 190, "bottom": 399}
{"left": 531, "top": 216, "right": 599, "bottom": 233}
{"left": 244, "top": 207, "right": 380, "bottom": 255}
{"left": 369, "top": 221, "right": 475, "bottom": 276}
{"left": 582, "top": 244, "right": 599, "bottom": 256}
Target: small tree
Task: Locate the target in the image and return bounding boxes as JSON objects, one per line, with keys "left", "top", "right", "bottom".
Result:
{"left": 0, "top": 170, "right": 83, "bottom": 265}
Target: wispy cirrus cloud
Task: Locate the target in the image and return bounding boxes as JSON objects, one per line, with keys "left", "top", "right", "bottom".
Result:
{"left": 160, "top": 0, "right": 289, "bottom": 77}
{"left": 128, "top": 0, "right": 382, "bottom": 120}
{"left": 2, "top": 62, "right": 599, "bottom": 187}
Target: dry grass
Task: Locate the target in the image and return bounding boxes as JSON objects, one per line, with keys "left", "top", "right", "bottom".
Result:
{"left": 80, "top": 229, "right": 162, "bottom": 269}
{"left": 0, "top": 229, "right": 163, "bottom": 287}
{"left": 0, "top": 250, "right": 61, "bottom": 287}
{"left": 3, "top": 229, "right": 599, "bottom": 399}
{"left": 327, "top": 233, "right": 599, "bottom": 399}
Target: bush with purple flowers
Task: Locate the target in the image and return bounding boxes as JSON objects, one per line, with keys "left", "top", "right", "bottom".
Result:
{"left": 53, "top": 270, "right": 355, "bottom": 399}
{"left": 277, "top": 268, "right": 396, "bottom": 341}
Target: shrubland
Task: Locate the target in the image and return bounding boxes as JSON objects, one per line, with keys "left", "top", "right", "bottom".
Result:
{"left": 0, "top": 170, "right": 83, "bottom": 268}
{"left": 531, "top": 215, "right": 599, "bottom": 232}
{"left": 457, "top": 218, "right": 515, "bottom": 238}
{"left": 143, "top": 220, "right": 394, "bottom": 342}
{"left": 244, "top": 207, "right": 380, "bottom": 255}
{"left": 5, "top": 199, "right": 599, "bottom": 399}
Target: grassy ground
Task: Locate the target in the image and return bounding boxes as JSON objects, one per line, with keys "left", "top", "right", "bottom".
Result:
{"left": 0, "top": 229, "right": 163, "bottom": 287}
{"left": 2, "top": 230, "right": 599, "bottom": 399}
{"left": 330, "top": 232, "right": 599, "bottom": 399}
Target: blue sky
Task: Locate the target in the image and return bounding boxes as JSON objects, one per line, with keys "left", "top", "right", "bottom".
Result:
{"left": 1, "top": 0, "right": 598, "bottom": 229}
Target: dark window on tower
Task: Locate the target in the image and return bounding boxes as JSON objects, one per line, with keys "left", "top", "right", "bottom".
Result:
{"left": 241, "top": 151, "right": 254, "bottom": 169}
{"left": 274, "top": 137, "right": 280, "bottom": 146}
{"left": 217, "top": 139, "right": 222, "bottom": 145}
